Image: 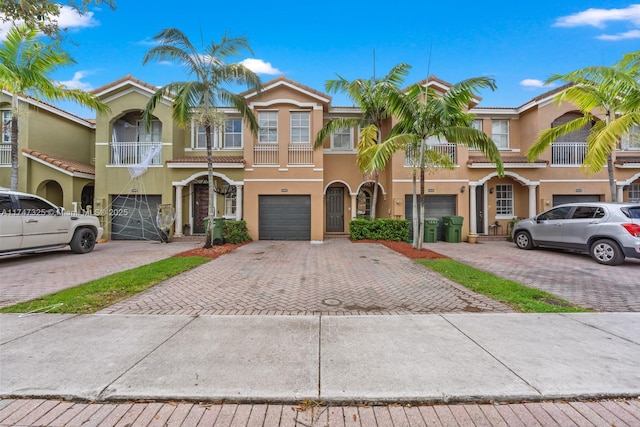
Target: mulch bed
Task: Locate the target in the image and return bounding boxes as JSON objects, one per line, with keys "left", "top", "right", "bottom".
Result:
{"left": 173, "top": 239, "right": 448, "bottom": 260}
{"left": 352, "top": 239, "right": 449, "bottom": 259}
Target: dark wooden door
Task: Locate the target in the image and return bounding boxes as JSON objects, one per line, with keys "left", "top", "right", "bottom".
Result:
{"left": 193, "top": 184, "right": 209, "bottom": 234}
{"left": 326, "top": 187, "right": 344, "bottom": 232}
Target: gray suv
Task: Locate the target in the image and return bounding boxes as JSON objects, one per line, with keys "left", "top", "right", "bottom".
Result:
{"left": 512, "top": 202, "right": 640, "bottom": 265}
{"left": 0, "top": 189, "right": 103, "bottom": 256}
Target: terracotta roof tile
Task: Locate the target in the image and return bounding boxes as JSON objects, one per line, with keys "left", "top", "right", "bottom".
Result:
{"left": 91, "top": 74, "right": 159, "bottom": 95}
{"left": 241, "top": 75, "right": 331, "bottom": 101}
{"left": 22, "top": 148, "right": 95, "bottom": 175}
{"left": 167, "top": 156, "right": 245, "bottom": 164}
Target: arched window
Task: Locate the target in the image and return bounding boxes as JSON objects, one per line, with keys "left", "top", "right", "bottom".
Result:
{"left": 552, "top": 112, "right": 593, "bottom": 142}
{"left": 357, "top": 188, "right": 372, "bottom": 218}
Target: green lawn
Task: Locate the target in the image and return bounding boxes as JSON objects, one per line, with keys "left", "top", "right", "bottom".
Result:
{"left": 0, "top": 256, "right": 209, "bottom": 314}
{"left": 418, "top": 258, "right": 589, "bottom": 313}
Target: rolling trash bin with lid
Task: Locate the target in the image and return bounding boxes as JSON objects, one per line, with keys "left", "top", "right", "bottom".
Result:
{"left": 424, "top": 218, "right": 439, "bottom": 243}
{"left": 443, "top": 215, "right": 464, "bottom": 243}
{"left": 204, "top": 217, "right": 225, "bottom": 245}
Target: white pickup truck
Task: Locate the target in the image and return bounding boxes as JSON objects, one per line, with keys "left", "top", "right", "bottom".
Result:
{"left": 0, "top": 189, "right": 103, "bottom": 256}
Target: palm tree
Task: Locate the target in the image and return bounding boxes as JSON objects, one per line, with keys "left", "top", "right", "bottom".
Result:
{"left": 142, "top": 28, "right": 261, "bottom": 248}
{"left": 367, "top": 77, "right": 504, "bottom": 248}
{"left": 0, "top": 24, "right": 108, "bottom": 191}
{"left": 314, "top": 63, "right": 410, "bottom": 219}
{"left": 527, "top": 50, "right": 640, "bottom": 202}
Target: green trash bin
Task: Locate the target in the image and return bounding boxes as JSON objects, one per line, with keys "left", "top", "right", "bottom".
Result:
{"left": 204, "top": 217, "right": 225, "bottom": 245}
{"left": 443, "top": 215, "right": 464, "bottom": 243}
{"left": 424, "top": 218, "right": 439, "bottom": 243}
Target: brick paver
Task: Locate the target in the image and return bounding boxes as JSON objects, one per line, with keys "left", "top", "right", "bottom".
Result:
{"left": 427, "top": 240, "right": 640, "bottom": 312}
{"left": 0, "top": 240, "right": 201, "bottom": 309}
{"left": 2, "top": 398, "right": 639, "bottom": 426}
{"left": 99, "top": 240, "right": 512, "bottom": 315}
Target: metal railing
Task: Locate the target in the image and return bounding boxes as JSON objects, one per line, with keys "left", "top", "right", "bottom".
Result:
{"left": 551, "top": 142, "right": 587, "bottom": 166}
{"left": 110, "top": 142, "right": 162, "bottom": 165}
{"left": 404, "top": 143, "right": 457, "bottom": 166}
{"left": 0, "top": 145, "right": 10, "bottom": 165}
{"left": 253, "top": 144, "right": 279, "bottom": 165}
{"left": 288, "top": 144, "right": 313, "bottom": 165}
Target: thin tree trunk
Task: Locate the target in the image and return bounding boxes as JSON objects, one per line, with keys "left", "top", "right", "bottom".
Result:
{"left": 417, "top": 139, "right": 426, "bottom": 250}
{"left": 607, "top": 153, "right": 616, "bottom": 202}
{"left": 412, "top": 168, "right": 418, "bottom": 248}
{"left": 9, "top": 115, "right": 18, "bottom": 191}
{"left": 204, "top": 124, "right": 215, "bottom": 248}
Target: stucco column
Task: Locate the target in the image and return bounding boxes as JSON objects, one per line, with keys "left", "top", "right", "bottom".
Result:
{"left": 351, "top": 194, "right": 357, "bottom": 219}
{"left": 469, "top": 184, "right": 478, "bottom": 234}
{"left": 174, "top": 185, "right": 184, "bottom": 237}
{"left": 528, "top": 185, "right": 537, "bottom": 218}
{"left": 617, "top": 185, "right": 624, "bottom": 203}
{"left": 236, "top": 184, "right": 244, "bottom": 220}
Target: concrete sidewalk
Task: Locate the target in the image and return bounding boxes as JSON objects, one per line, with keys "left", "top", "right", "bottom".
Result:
{"left": 1, "top": 313, "right": 639, "bottom": 404}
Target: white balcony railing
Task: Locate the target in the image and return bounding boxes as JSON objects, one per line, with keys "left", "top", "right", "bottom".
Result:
{"left": 110, "top": 141, "right": 162, "bottom": 165}
{"left": 288, "top": 144, "right": 313, "bottom": 165}
{"left": 254, "top": 144, "right": 278, "bottom": 165}
{"left": 551, "top": 142, "right": 587, "bottom": 166}
{"left": 404, "top": 143, "right": 457, "bottom": 166}
{"left": 0, "top": 144, "right": 10, "bottom": 165}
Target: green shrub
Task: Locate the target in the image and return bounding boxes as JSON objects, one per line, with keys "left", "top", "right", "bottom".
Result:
{"left": 223, "top": 219, "right": 252, "bottom": 244}
{"left": 349, "top": 218, "right": 409, "bottom": 241}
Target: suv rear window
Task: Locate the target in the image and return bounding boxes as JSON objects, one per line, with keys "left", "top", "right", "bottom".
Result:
{"left": 622, "top": 207, "right": 640, "bottom": 219}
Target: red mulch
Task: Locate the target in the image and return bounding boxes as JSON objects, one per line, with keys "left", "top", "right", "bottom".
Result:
{"left": 173, "top": 239, "right": 448, "bottom": 260}
{"left": 173, "top": 242, "right": 249, "bottom": 259}
{"left": 352, "top": 239, "right": 449, "bottom": 259}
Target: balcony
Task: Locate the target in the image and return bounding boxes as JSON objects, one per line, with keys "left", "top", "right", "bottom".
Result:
{"left": 0, "top": 144, "right": 9, "bottom": 165}
{"left": 288, "top": 144, "right": 313, "bottom": 165}
{"left": 404, "top": 143, "right": 457, "bottom": 166}
{"left": 551, "top": 142, "right": 587, "bottom": 166}
{"left": 253, "top": 144, "right": 278, "bottom": 165}
{"left": 110, "top": 142, "right": 162, "bottom": 165}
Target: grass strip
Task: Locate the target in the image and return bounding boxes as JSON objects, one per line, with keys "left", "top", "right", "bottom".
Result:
{"left": 0, "top": 256, "right": 209, "bottom": 314}
{"left": 418, "top": 258, "right": 590, "bottom": 313}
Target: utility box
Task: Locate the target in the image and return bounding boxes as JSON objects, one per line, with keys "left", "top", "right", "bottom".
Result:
{"left": 443, "top": 215, "right": 464, "bottom": 243}
{"left": 424, "top": 218, "right": 439, "bottom": 243}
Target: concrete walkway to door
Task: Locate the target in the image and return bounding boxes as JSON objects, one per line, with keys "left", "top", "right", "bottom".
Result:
{"left": 100, "top": 240, "right": 512, "bottom": 315}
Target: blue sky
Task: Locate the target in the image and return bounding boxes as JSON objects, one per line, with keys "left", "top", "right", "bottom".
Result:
{"left": 2, "top": 1, "right": 640, "bottom": 118}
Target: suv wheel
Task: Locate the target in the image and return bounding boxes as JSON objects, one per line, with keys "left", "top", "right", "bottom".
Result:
{"left": 590, "top": 239, "right": 624, "bottom": 266}
{"left": 514, "top": 230, "right": 534, "bottom": 250}
{"left": 70, "top": 228, "right": 97, "bottom": 254}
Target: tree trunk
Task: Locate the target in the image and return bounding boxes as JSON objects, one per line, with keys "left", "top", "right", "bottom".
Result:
{"left": 412, "top": 168, "right": 419, "bottom": 248}
{"left": 416, "top": 139, "right": 426, "bottom": 250}
{"left": 607, "top": 153, "right": 616, "bottom": 202}
{"left": 204, "top": 124, "right": 215, "bottom": 248}
{"left": 10, "top": 116, "right": 18, "bottom": 191}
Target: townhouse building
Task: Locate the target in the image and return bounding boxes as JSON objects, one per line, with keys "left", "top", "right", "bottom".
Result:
{"left": 2, "top": 75, "right": 639, "bottom": 243}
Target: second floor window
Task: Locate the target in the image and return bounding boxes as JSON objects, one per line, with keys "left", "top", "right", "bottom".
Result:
{"left": 331, "top": 127, "right": 352, "bottom": 150}
{"left": 495, "top": 184, "right": 513, "bottom": 216}
{"left": 259, "top": 111, "right": 278, "bottom": 143}
{"left": 290, "top": 111, "right": 310, "bottom": 143}
{"left": 492, "top": 120, "right": 509, "bottom": 149}
{"left": 137, "top": 120, "right": 162, "bottom": 142}
{"left": 195, "top": 119, "right": 242, "bottom": 149}
{"left": 2, "top": 110, "right": 12, "bottom": 143}
{"left": 621, "top": 125, "right": 640, "bottom": 150}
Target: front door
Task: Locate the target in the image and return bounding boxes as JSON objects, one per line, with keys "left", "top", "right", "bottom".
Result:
{"left": 475, "top": 186, "right": 484, "bottom": 234}
{"left": 326, "top": 187, "right": 344, "bottom": 232}
{"left": 193, "top": 184, "right": 209, "bottom": 234}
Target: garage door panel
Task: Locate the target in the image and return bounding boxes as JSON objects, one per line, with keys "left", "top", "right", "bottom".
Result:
{"left": 405, "top": 195, "right": 456, "bottom": 241}
{"left": 553, "top": 195, "right": 600, "bottom": 206}
{"left": 259, "top": 195, "right": 311, "bottom": 241}
{"left": 111, "top": 195, "right": 162, "bottom": 241}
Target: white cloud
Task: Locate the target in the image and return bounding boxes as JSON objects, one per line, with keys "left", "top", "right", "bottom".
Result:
{"left": 56, "top": 5, "right": 99, "bottom": 30}
{"left": 597, "top": 29, "right": 640, "bottom": 41}
{"left": 520, "top": 79, "right": 553, "bottom": 89}
{"left": 240, "top": 58, "right": 281, "bottom": 75}
{"left": 554, "top": 4, "right": 640, "bottom": 28}
{"left": 57, "top": 71, "right": 95, "bottom": 91}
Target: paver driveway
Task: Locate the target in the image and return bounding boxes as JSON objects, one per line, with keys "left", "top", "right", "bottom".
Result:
{"left": 100, "top": 240, "right": 511, "bottom": 315}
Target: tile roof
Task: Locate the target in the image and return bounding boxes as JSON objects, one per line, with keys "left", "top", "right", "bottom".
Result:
{"left": 91, "top": 74, "right": 159, "bottom": 95}
{"left": 166, "top": 156, "right": 245, "bottom": 164}
{"left": 22, "top": 148, "right": 95, "bottom": 175}
{"left": 614, "top": 155, "right": 640, "bottom": 165}
{"left": 241, "top": 75, "right": 331, "bottom": 102}
{"left": 467, "top": 155, "right": 547, "bottom": 164}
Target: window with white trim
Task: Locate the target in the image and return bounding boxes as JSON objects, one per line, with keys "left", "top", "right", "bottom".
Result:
{"left": 356, "top": 188, "right": 372, "bottom": 218}
{"left": 495, "top": 184, "right": 513, "bottom": 216}
{"left": 223, "top": 185, "right": 237, "bottom": 217}
{"left": 630, "top": 184, "right": 640, "bottom": 202}
{"left": 290, "top": 111, "right": 310, "bottom": 143}
{"left": 137, "top": 120, "right": 162, "bottom": 142}
{"left": 331, "top": 127, "right": 352, "bottom": 150}
{"left": 224, "top": 119, "right": 242, "bottom": 149}
{"left": 2, "top": 110, "right": 12, "bottom": 143}
{"left": 195, "top": 125, "right": 220, "bottom": 149}
{"left": 621, "top": 125, "right": 640, "bottom": 150}
{"left": 491, "top": 120, "right": 509, "bottom": 149}
{"left": 471, "top": 119, "right": 483, "bottom": 132}
{"left": 259, "top": 111, "right": 278, "bottom": 143}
